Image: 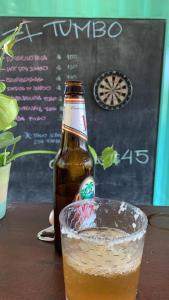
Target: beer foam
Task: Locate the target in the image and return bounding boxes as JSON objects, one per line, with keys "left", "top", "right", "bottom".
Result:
{"left": 118, "top": 202, "right": 127, "bottom": 214}
{"left": 63, "top": 228, "right": 143, "bottom": 277}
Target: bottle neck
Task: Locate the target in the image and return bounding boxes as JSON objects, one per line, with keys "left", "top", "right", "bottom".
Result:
{"left": 61, "top": 94, "right": 88, "bottom": 150}
{"left": 61, "top": 130, "right": 88, "bottom": 150}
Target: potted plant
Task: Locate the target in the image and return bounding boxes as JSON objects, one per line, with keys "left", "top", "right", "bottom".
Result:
{"left": 0, "top": 23, "right": 56, "bottom": 218}
{"left": 0, "top": 93, "right": 56, "bottom": 218}
{"left": 0, "top": 23, "right": 118, "bottom": 220}
{"left": 0, "top": 24, "right": 22, "bottom": 218}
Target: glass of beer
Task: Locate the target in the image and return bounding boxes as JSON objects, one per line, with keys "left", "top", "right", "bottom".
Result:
{"left": 59, "top": 198, "right": 147, "bottom": 300}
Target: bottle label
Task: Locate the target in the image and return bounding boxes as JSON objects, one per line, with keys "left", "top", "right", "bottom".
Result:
{"left": 62, "top": 98, "right": 88, "bottom": 141}
{"left": 75, "top": 176, "right": 95, "bottom": 200}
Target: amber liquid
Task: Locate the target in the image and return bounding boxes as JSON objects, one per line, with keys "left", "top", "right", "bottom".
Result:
{"left": 54, "top": 138, "right": 94, "bottom": 253}
{"left": 54, "top": 83, "right": 94, "bottom": 253}
{"left": 54, "top": 182, "right": 85, "bottom": 253}
{"left": 62, "top": 228, "right": 141, "bottom": 300}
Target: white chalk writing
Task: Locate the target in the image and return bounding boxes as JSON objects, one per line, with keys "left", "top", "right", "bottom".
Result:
{"left": 1, "top": 21, "right": 122, "bottom": 45}
{"left": 119, "top": 149, "right": 150, "bottom": 165}
{"left": 2, "top": 23, "right": 43, "bottom": 43}
{"left": 43, "top": 20, "right": 122, "bottom": 39}
{"left": 23, "top": 131, "right": 61, "bottom": 145}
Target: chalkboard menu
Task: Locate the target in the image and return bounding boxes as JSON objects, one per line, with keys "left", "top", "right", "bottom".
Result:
{"left": 0, "top": 17, "right": 165, "bottom": 204}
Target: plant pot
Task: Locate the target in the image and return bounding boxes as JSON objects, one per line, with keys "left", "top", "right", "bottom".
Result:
{"left": 0, "top": 163, "right": 11, "bottom": 219}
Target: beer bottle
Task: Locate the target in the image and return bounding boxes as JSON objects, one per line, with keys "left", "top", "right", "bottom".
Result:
{"left": 53, "top": 80, "right": 95, "bottom": 253}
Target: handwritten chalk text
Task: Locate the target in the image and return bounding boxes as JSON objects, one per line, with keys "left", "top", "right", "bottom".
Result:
{"left": 7, "top": 85, "right": 52, "bottom": 92}
{"left": 6, "top": 65, "right": 48, "bottom": 72}
{"left": 43, "top": 20, "right": 122, "bottom": 39}
{"left": 6, "top": 77, "right": 44, "bottom": 83}
{"left": 24, "top": 131, "right": 61, "bottom": 145}
{"left": 1, "top": 21, "right": 123, "bottom": 45}
{"left": 119, "top": 149, "right": 150, "bottom": 165}
{"left": 43, "top": 96, "right": 57, "bottom": 102}
{"left": 20, "top": 105, "right": 57, "bottom": 112}
{"left": 6, "top": 55, "right": 48, "bottom": 62}
{"left": 28, "top": 116, "right": 47, "bottom": 122}
{"left": 20, "top": 106, "right": 43, "bottom": 112}
{"left": 16, "top": 95, "right": 42, "bottom": 101}
{"left": 15, "top": 95, "right": 57, "bottom": 102}
{"left": 17, "top": 116, "right": 48, "bottom": 122}
{"left": 16, "top": 116, "right": 26, "bottom": 122}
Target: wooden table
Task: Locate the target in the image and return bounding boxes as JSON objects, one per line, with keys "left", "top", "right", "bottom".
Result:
{"left": 0, "top": 204, "right": 169, "bottom": 300}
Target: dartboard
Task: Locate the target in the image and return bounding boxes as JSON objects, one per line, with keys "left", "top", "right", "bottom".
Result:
{"left": 94, "top": 71, "right": 133, "bottom": 110}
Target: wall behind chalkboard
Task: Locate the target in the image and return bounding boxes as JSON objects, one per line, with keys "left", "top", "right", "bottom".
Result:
{"left": 0, "top": 17, "right": 165, "bottom": 205}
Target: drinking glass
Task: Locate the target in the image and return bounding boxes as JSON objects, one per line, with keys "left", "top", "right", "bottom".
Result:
{"left": 59, "top": 198, "right": 147, "bottom": 300}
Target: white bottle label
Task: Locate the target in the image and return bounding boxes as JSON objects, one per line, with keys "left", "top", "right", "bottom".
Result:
{"left": 62, "top": 98, "right": 88, "bottom": 141}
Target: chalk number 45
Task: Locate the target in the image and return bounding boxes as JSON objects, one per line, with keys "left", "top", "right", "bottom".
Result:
{"left": 120, "top": 149, "right": 149, "bottom": 165}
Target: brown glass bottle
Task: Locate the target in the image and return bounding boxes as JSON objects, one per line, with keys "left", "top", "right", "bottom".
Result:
{"left": 53, "top": 81, "right": 95, "bottom": 253}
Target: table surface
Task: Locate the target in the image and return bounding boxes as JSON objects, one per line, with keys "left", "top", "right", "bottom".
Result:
{"left": 0, "top": 204, "right": 169, "bottom": 300}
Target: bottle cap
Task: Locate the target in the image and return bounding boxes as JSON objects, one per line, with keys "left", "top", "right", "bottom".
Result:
{"left": 64, "top": 80, "right": 84, "bottom": 95}
{"left": 65, "top": 80, "right": 82, "bottom": 86}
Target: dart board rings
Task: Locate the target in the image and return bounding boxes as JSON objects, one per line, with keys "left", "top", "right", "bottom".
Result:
{"left": 93, "top": 71, "right": 133, "bottom": 110}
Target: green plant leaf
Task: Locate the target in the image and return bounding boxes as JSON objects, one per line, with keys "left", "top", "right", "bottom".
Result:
{"left": 0, "top": 33, "right": 16, "bottom": 50}
{"left": 3, "top": 121, "right": 17, "bottom": 131}
{"left": 3, "top": 39, "right": 15, "bottom": 57}
{"left": 100, "top": 146, "right": 118, "bottom": 170}
{"left": 7, "top": 150, "right": 56, "bottom": 163}
{"left": 0, "top": 131, "right": 21, "bottom": 149}
{"left": 0, "top": 94, "right": 19, "bottom": 130}
{"left": 0, "top": 23, "right": 23, "bottom": 54}
{"left": 88, "top": 145, "right": 98, "bottom": 164}
{"left": 0, "top": 82, "right": 6, "bottom": 93}
{"left": 0, "top": 131, "right": 14, "bottom": 142}
{"left": 0, "top": 151, "right": 10, "bottom": 166}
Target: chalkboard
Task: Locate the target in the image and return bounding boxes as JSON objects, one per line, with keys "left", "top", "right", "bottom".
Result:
{"left": 0, "top": 17, "right": 165, "bottom": 205}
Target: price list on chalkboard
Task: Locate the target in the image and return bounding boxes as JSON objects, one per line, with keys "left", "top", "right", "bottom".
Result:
{"left": 4, "top": 54, "right": 58, "bottom": 146}
{"left": 0, "top": 17, "right": 165, "bottom": 204}
{"left": 4, "top": 52, "right": 80, "bottom": 146}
